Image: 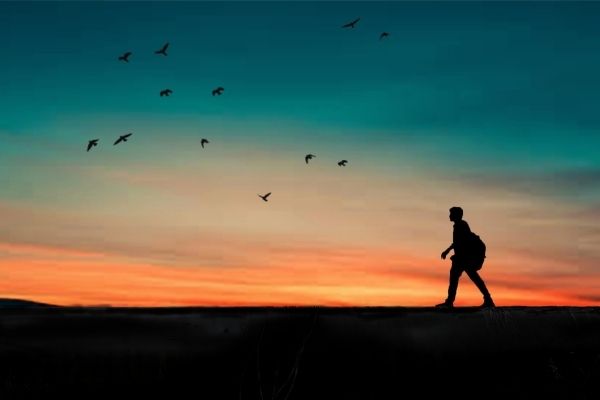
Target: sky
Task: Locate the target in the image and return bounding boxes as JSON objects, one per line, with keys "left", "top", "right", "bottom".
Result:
{"left": 1, "top": 1, "right": 599, "bottom": 307}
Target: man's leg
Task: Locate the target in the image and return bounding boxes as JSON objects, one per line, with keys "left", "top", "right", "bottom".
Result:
{"left": 446, "top": 262, "right": 464, "bottom": 304}
{"left": 464, "top": 269, "right": 494, "bottom": 305}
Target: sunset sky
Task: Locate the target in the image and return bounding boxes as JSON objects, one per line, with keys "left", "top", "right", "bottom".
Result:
{"left": 1, "top": 1, "right": 599, "bottom": 306}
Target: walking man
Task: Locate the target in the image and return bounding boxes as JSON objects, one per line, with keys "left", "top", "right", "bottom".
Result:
{"left": 436, "top": 206, "right": 495, "bottom": 308}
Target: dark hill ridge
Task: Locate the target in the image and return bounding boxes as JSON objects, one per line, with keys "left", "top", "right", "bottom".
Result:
{"left": 0, "top": 298, "right": 55, "bottom": 308}
{"left": 1, "top": 306, "right": 599, "bottom": 398}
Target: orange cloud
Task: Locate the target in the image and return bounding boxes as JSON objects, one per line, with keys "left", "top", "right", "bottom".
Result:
{"left": 1, "top": 240, "right": 597, "bottom": 307}
{"left": 0, "top": 241, "right": 105, "bottom": 259}
{"left": 1, "top": 144, "right": 599, "bottom": 308}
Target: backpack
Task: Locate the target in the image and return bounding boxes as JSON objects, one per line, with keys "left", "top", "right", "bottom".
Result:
{"left": 466, "top": 232, "right": 486, "bottom": 271}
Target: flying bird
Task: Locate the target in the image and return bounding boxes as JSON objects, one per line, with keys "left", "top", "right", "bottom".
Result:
{"left": 160, "top": 89, "right": 173, "bottom": 97}
{"left": 114, "top": 133, "right": 132, "bottom": 146}
{"left": 337, "top": 160, "right": 348, "bottom": 166}
{"left": 305, "top": 154, "right": 315, "bottom": 164}
{"left": 87, "top": 139, "right": 99, "bottom": 152}
{"left": 201, "top": 138, "right": 209, "bottom": 148}
{"left": 118, "top": 52, "right": 132, "bottom": 62}
{"left": 154, "top": 42, "right": 169, "bottom": 56}
{"left": 379, "top": 32, "right": 390, "bottom": 40}
{"left": 342, "top": 17, "right": 360, "bottom": 29}
{"left": 258, "top": 192, "right": 271, "bottom": 202}
{"left": 212, "top": 87, "right": 224, "bottom": 96}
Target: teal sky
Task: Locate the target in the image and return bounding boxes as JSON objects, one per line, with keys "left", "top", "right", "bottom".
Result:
{"left": 1, "top": 2, "right": 599, "bottom": 306}
{"left": 2, "top": 2, "right": 600, "bottom": 169}
{"left": 2, "top": 1, "right": 599, "bottom": 216}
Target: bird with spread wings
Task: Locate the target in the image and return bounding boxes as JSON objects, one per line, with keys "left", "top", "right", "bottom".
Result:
{"left": 114, "top": 133, "right": 132, "bottom": 146}
{"left": 342, "top": 17, "right": 360, "bottom": 29}
{"left": 258, "top": 192, "right": 272, "bottom": 202}
{"left": 154, "top": 42, "right": 169, "bottom": 56}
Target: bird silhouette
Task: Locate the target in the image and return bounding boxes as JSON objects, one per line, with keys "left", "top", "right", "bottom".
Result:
{"left": 118, "top": 52, "right": 132, "bottom": 62}
{"left": 114, "top": 133, "right": 132, "bottom": 145}
{"left": 160, "top": 89, "right": 173, "bottom": 97}
{"left": 201, "top": 138, "right": 209, "bottom": 148}
{"left": 342, "top": 17, "right": 360, "bottom": 29}
{"left": 305, "top": 154, "right": 316, "bottom": 164}
{"left": 212, "top": 87, "right": 224, "bottom": 96}
{"left": 379, "top": 32, "right": 390, "bottom": 40}
{"left": 87, "top": 139, "right": 99, "bottom": 152}
{"left": 258, "top": 192, "right": 271, "bottom": 202}
{"left": 155, "top": 42, "right": 169, "bottom": 56}
{"left": 338, "top": 160, "right": 348, "bottom": 166}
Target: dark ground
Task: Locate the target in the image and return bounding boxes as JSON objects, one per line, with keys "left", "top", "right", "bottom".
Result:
{"left": 0, "top": 304, "right": 599, "bottom": 399}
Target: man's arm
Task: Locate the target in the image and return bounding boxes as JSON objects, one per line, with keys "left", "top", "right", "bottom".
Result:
{"left": 441, "top": 244, "right": 453, "bottom": 259}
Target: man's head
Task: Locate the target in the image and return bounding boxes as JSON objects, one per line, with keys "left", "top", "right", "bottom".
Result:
{"left": 449, "top": 206, "right": 463, "bottom": 222}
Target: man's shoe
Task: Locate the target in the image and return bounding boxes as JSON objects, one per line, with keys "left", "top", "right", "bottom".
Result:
{"left": 435, "top": 301, "right": 454, "bottom": 309}
{"left": 480, "top": 298, "right": 495, "bottom": 308}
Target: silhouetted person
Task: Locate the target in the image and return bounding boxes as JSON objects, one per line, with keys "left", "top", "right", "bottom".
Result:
{"left": 87, "top": 139, "right": 99, "bottom": 152}
{"left": 118, "top": 52, "right": 132, "bottom": 62}
{"left": 342, "top": 18, "right": 360, "bottom": 29}
{"left": 305, "top": 154, "right": 315, "bottom": 164}
{"left": 258, "top": 192, "right": 271, "bottom": 202}
{"left": 337, "top": 159, "right": 348, "bottom": 166}
{"left": 436, "top": 206, "right": 495, "bottom": 308}
{"left": 155, "top": 42, "right": 169, "bottom": 56}
{"left": 201, "top": 138, "right": 209, "bottom": 148}
{"left": 212, "top": 87, "right": 224, "bottom": 96}
{"left": 160, "top": 89, "right": 173, "bottom": 97}
{"left": 379, "top": 32, "right": 390, "bottom": 40}
{"left": 114, "top": 133, "right": 132, "bottom": 145}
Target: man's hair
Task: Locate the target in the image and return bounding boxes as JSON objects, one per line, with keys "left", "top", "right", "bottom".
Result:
{"left": 449, "top": 206, "right": 463, "bottom": 219}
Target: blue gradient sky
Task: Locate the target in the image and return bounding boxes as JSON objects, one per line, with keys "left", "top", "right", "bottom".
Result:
{"left": 3, "top": 2, "right": 600, "bottom": 170}
{"left": 1, "top": 2, "right": 599, "bottom": 306}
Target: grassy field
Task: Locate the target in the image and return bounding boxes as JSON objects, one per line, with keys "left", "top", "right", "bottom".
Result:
{"left": 1, "top": 305, "right": 599, "bottom": 399}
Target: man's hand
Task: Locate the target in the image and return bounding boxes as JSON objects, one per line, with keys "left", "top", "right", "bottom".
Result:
{"left": 441, "top": 250, "right": 449, "bottom": 260}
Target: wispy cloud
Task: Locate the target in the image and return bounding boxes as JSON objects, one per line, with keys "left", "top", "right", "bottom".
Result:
{"left": 454, "top": 168, "right": 600, "bottom": 199}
